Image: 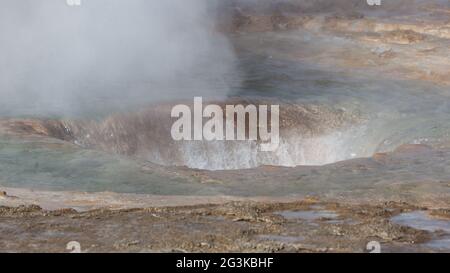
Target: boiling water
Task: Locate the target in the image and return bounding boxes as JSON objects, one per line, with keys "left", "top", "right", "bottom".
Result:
{"left": 1, "top": 31, "right": 450, "bottom": 193}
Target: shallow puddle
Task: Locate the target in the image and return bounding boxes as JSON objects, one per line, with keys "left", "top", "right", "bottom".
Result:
{"left": 391, "top": 211, "right": 450, "bottom": 233}
{"left": 424, "top": 236, "right": 450, "bottom": 252}
{"left": 257, "top": 234, "right": 305, "bottom": 244}
{"left": 391, "top": 211, "right": 450, "bottom": 252}
{"left": 276, "top": 210, "right": 338, "bottom": 221}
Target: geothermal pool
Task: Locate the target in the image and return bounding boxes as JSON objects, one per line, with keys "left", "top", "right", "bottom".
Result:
{"left": 1, "top": 28, "right": 450, "bottom": 195}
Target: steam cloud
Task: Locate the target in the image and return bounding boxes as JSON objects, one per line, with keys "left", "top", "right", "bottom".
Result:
{"left": 0, "top": 0, "right": 238, "bottom": 117}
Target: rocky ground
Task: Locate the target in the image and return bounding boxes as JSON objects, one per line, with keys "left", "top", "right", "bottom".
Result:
{"left": 0, "top": 195, "right": 449, "bottom": 253}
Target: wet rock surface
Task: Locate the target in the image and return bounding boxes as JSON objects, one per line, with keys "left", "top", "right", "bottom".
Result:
{"left": 221, "top": 0, "right": 450, "bottom": 85}
{"left": 0, "top": 200, "right": 448, "bottom": 253}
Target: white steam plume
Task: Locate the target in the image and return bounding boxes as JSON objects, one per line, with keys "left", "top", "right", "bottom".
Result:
{"left": 0, "top": 0, "right": 238, "bottom": 116}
